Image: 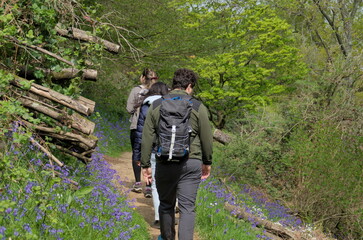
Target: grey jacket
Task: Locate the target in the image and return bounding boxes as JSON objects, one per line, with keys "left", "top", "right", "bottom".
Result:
{"left": 126, "top": 85, "right": 148, "bottom": 130}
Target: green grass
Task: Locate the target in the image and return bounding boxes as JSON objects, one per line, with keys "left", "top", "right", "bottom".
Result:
{"left": 196, "top": 179, "right": 268, "bottom": 240}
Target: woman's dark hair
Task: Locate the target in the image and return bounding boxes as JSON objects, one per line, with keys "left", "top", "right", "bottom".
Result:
{"left": 145, "top": 82, "right": 169, "bottom": 97}
{"left": 135, "top": 82, "right": 169, "bottom": 109}
{"left": 172, "top": 68, "right": 197, "bottom": 90}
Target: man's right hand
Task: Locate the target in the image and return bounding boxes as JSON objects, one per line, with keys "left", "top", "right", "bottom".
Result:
{"left": 142, "top": 167, "right": 152, "bottom": 185}
{"left": 201, "top": 164, "right": 211, "bottom": 180}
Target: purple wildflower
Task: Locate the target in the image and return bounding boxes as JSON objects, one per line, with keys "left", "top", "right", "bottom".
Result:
{"left": 0, "top": 226, "right": 6, "bottom": 235}
{"left": 23, "top": 224, "right": 31, "bottom": 232}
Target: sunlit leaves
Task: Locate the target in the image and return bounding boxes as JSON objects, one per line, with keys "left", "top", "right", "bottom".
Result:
{"left": 178, "top": 1, "right": 307, "bottom": 128}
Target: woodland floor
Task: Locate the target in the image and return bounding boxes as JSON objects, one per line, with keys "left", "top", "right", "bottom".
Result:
{"left": 104, "top": 152, "right": 201, "bottom": 240}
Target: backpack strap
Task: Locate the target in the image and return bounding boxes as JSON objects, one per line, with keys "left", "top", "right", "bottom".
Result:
{"left": 152, "top": 94, "right": 201, "bottom": 112}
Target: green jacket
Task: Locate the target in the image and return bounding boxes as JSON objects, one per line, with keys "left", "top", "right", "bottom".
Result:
{"left": 141, "top": 90, "right": 213, "bottom": 168}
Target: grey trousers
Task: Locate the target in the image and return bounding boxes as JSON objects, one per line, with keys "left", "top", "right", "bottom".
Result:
{"left": 155, "top": 158, "right": 202, "bottom": 240}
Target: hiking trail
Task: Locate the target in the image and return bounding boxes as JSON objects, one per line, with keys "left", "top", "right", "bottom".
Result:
{"left": 105, "top": 152, "right": 201, "bottom": 240}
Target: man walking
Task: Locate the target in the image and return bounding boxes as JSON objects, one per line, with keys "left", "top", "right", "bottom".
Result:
{"left": 141, "top": 68, "right": 213, "bottom": 240}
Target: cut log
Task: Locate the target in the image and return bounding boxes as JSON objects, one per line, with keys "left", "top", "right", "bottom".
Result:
{"left": 213, "top": 129, "right": 232, "bottom": 144}
{"left": 30, "top": 138, "right": 64, "bottom": 167}
{"left": 50, "top": 68, "right": 97, "bottom": 81}
{"left": 55, "top": 24, "right": 120, "bottom": 54}
{"left": 23, "top": 121, "right": 97, "bottom": 149}
{"left": 11, "top": 75, "right": 94, "bottom": 115}
{"left": 40, "top": 130, "right": 97, "bottom": 150}
{"left": 81, "top": 149, "right": 95, "bottom": 157}
{"left": 41, "top": 133, "right": 95, "bottom": 151}
{"left": 76, "top": 96, "right": 96, "bottom": 114}
{"left": 18, "top": 96, "right": 95, "bottom": 134}
{"left": 18, "top": 66, "right": 97, "bottom": 81}
{"left": 72, "top": 27, "right": 120, "bottom": 53}
{"left": 69, "top": 112, "right": 95, "bottom": 135}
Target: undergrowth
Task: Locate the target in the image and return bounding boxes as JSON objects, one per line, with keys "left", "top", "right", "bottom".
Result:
{"left": 0, "top": 120, "right": 149, "bottom": 240}
{"left": 91, "top": 108, "right": 131, "bottom": 157}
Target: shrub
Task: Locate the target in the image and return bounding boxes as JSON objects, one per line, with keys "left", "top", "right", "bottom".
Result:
{"left": 281, "top": 120, "right": 363, "bottom": 239}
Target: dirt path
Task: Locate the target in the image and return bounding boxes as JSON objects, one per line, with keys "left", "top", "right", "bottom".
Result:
{"left": 105, "top": 152, "right": 200, "bottom": 240}
{"left": 104, "top": 152, "right": 160, "bottom": 240}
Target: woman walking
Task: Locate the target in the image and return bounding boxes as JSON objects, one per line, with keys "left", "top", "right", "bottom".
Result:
{"left": 126, "top": 68, "right": 158, "bottom": 194}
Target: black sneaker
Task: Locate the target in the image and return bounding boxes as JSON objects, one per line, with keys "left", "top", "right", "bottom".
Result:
{"left": 132, "top": 182, "right": 142, "bottom": 193}
{"left": 153, "top": 220, "right": 160, "bottom": 229}
{"left": 144, "top": 187, "right": 152, "bottom": 198}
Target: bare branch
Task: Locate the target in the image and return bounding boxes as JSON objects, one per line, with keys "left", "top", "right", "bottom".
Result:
{"left": 29, "top": 137, "right": 64, "bottom": 167}
{"left": 6, "top": 36, "right": 75, "bottom": 66}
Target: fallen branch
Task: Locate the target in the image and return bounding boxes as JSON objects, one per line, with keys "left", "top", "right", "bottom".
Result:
{"left": 29, "top": 138, "right": 64, "bottom": 167}
{"left": 213, "top": 129, "right": 232, "bottom": 144}
{"left": 54, "top": 144, "right": 92, "bottom": 163}
{"left": 51, "top": 170, "right": 79, "bottom": 186}
{"left": 224, "top": 202, "right": 299, "bottom": 239}
{"left": 6, "top": 36, "right": 75, "bottom": 66}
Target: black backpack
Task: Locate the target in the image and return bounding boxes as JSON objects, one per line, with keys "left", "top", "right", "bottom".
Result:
{"left": 156, "top": 94, "right": 200, "bottom": 162}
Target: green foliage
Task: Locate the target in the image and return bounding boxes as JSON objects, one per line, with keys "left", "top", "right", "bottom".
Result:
{"left": 0, "top": 129, "right": 149, "bottom": 240}
{"left": 172, "top": 1, "right": 308, "bottom": 128}
{"left": 281, "top": 121, "right": 363, "bottom": 239}
{"left": 214, "top": 105, "right": 290, "bottom": 190}
{"left": 0, "top": 72, "right": 41, "bottom": 140}
{"left": 217, "top": 99, "right": 363, "bottom": 239}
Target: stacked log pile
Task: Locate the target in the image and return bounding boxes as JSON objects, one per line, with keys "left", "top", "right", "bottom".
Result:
{"left": 3, "top": 22, "right": 123, "bottom": 166}
{"left": 10, "top": 75, "right": 97, "bottom": 165}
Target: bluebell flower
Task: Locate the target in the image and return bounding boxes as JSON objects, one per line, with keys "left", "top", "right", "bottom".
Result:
{"left": 0, "top": 226, "right": 6, "bottom": 235}
{"left": 23, "top": 224, "right": 31, "bottom": 232}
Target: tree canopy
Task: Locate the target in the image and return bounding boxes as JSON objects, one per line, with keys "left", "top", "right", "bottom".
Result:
{"left": 169, "top": 1, "right": 308, "bottom": 128}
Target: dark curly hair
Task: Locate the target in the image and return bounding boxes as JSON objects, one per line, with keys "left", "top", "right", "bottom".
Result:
{"left": 172, "top": 68, "right": 197, "bottom": 90}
